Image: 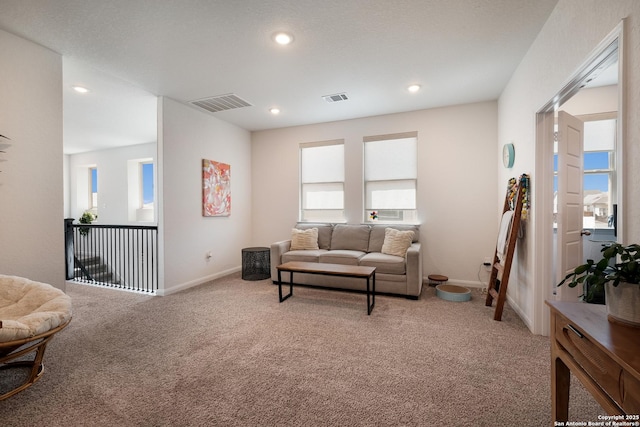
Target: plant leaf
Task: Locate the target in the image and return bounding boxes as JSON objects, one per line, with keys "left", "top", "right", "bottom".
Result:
{"left": 596, "top": 258, "right": 609, "bottom": 270}
{"left": 575, "top": 264, "right": 589, "bottom": 274}
{"left": 603, "top": 246, "right": 617, "bottom": 258}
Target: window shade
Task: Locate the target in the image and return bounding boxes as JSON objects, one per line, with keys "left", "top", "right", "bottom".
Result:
{"left": 300, "top": 141, "right": 345, "bottom": 222}
{"left": 365, "top": 180, "right": 416, "bottom": 209}
{"left": 584, "top": 119, "right": 615, "bottom": 151}
{"left": 301, "top": 143, "right": 344, "bottom": 183}
{"left": 364, "top": 137, "right": 417, "bottom": 181}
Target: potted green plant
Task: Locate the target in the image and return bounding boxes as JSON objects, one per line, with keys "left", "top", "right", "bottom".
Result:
{"left": 558, "top": 243, "right": 640, "bottom": 327}
{"left": 78, "top": 211, "right": 97, "bottom": 236}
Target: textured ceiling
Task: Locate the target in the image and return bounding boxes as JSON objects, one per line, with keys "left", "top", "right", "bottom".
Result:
{"left": 0, "top": 0, "right": 559, "bottom": 153}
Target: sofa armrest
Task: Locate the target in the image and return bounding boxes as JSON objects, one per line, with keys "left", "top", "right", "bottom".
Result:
{"left": 405, "top": 242, "right": 423, "bottom": 297}
{"left": 270, "top": 240, "right": 291, "bottom": 282}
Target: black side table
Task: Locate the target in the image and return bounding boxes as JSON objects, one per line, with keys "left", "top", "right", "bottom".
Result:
{"left": 241, "top": 247, "right": 271, "bottom": 280}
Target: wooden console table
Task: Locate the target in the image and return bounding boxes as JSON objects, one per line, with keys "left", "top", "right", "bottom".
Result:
{"left": 547, "top": 301, "right": 640, "bottom": 423}
{"left": 276, "top": 262, "right": 376, "bottom": 315}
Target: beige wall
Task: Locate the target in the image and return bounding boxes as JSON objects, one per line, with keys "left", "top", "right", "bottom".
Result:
{"left": 159, "top": 98, "right": 253, "bottom": 295}
{"left": 561, "top": 84, "right": 618, "bottom": 116}
{"left": 252, "top": 101, "right": 499, "bottom": 286}
{"left": 66, "top": 142, "right": 157, "bottom": 224}
{"left": 498, "top": 0, "right": 640, "bottom": 333}
{"left": 0, "top": 29, "right": 65, "bottom": 289}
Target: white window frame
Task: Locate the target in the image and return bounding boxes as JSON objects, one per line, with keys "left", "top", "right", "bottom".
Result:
{"left": 363, "top": 132, "right": 418, "bottom": 224}
{"left": 88, "top": 166, "right": 98, "bottom": 215}
{"left": 127, "top": 158, "right": 155, "bottom": 223}
{"left": 582, "top": 117, "right": 616, "bottom": 229}
{"left": 299, "top": 140, "right": 345, "bottom": 223}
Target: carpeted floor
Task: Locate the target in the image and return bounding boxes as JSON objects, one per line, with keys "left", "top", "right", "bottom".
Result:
{"left": 1, "top": 273, "right": 602, "bottom": 426}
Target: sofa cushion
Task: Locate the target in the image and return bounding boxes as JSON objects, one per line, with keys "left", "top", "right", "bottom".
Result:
{"left": 290, "top": 227, "right": 319, "bottom": 250}
{"left": 381, "top": 228, "right": 415, "bottom": 257}
{"left": 296, "top": 223, "right": 333, "bottom": 250}
{"left": 282, "top": 249, "right": 328, "bottom": 263}
{"left": 359, "top": 252, "right": 406, "bottom": 275}
{"left": 368, "top": 225, "right": 419, "bottom": 253}
{"left": 330, "top": 224, "right": 370, "bottom": 252}
{"left": 319, "top": 250, "right": 365, "bottom": 266}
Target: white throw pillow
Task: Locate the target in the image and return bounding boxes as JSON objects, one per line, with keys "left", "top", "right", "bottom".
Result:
{"left": 381, "top": 228, "right": 414, "bottom": 257}
{"left": 290, "top": 227, "right": 319, "bottom": 250}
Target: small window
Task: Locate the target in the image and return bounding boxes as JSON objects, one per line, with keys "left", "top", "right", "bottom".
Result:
{"left": 128, "top": 158, "right": 154, "bottom": 222}
{"left": 364, "top": 133, "right": 417, "bottom": 223}
{"left": 89, "top": 166, "right": 98, "bottom": 213}
{"left": 141, "top": 162, "right": 154, "bottom": 209}
{"left": 300, "top": 140, "right": 345, "bottom": 222}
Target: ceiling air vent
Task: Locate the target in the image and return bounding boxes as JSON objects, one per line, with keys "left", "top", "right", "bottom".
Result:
{"left": 322, "top": 93, "right": 349, "bottom": 103}
{"left": 189, "top": 94, "right": 252, "bottom": 113}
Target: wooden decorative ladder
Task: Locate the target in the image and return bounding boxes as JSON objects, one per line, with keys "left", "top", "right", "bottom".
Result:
{"left": 485, "top": 176, "right": 527, "bottom": 321}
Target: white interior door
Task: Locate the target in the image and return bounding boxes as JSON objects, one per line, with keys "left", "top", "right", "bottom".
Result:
{"left": 556, "top": 111, "right": 584, "bottom": 301}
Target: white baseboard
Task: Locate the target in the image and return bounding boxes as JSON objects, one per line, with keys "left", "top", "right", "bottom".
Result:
{"left": 423, "top": 276, "right": 485, "bottom": 289}
{"left": 66, "top": 279, "right": 159, "bottom": 295}
{"left": 506, "top": 294, "right": 533, "bottom": 330}
{"left": 450, "top": 279, "right": 486, "bottom": 289}
{"left": 157, "top": 266, "right": 242, "bottom": 296}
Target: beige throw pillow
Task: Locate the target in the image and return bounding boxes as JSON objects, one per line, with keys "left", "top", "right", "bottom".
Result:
{"left": 381, "top": 228, "right": 414, "bottom": 257}
{"left": 290, "top": 227, "right": 319, "bottom": 250}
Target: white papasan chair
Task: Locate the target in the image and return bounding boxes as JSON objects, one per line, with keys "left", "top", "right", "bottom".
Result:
{"left": 0, "top": 274, "right": 72, "bottom": 400}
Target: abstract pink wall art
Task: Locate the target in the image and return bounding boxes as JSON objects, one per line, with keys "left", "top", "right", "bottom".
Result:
{"left": 202, "top": 159, "right": 231, "bottom": 217}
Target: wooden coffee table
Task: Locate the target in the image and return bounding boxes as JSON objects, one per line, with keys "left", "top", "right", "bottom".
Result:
{"left": 276, "top": 261, "right": 376, "bottom": 315}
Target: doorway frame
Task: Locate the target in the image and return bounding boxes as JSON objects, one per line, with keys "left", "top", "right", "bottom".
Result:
{"left": 533, "top": 20, "right": 625, "bottom": 336}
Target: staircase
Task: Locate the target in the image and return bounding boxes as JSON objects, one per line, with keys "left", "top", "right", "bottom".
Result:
{"left": 74, "top": 253, "right": 119, "bottom": 285}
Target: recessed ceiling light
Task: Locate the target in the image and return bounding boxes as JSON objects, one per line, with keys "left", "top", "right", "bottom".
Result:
{"left": 72, "top": 85, "right": 89, "bottom": 93}
{"left": 269, "top": 107, "right": 281, "bottom": 115}
{"left": 407, "top": 84, "right": 421, "bottom": 93}
{"left": 273, "top": 32, "right": 293, "bottom": 45}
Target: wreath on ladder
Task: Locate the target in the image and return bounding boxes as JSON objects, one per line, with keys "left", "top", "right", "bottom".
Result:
{"left": 507, "top": 174, "right": 530, "bottom": 220}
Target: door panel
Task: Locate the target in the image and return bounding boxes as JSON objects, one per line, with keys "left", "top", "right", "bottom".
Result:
{"left": 557, "top": 111, "right": 584, "bottom": 301}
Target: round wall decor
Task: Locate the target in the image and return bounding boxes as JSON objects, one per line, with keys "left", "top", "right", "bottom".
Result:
{"left": 503, "top": 143, "right": 515, "bottom": 168}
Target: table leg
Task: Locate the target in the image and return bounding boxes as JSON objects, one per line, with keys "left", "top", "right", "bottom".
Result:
{"left": 551, "top": 355, "right": 570, "bottom": 423}
{"left": 278, "top": 269, "right": 293, "bottom": 302}
{"left": 367, "top": 273, "right": 375, "bottom": 315}
{"left": 278, "top": 269, "right": 282, "bottom": 301}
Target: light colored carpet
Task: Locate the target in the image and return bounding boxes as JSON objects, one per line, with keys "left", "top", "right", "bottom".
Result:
{"left": 0, "top": 273, "right": 601, "bottom": 426}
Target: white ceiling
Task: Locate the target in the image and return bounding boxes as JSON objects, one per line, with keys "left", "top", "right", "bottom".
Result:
{"left": 62, "top": 59, "right": 158, "bottom": 154}
{"left": 0, "top": 0, "right": 559, "bottom": 154}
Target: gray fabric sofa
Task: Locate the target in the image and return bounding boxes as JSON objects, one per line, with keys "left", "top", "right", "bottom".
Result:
{"left": 270, "top": 224, "right": 423, "bottom": 299}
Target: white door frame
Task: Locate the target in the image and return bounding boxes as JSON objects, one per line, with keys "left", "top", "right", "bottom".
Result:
{"left": 532, "top": 21, "right": 625, "bottom": 336}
